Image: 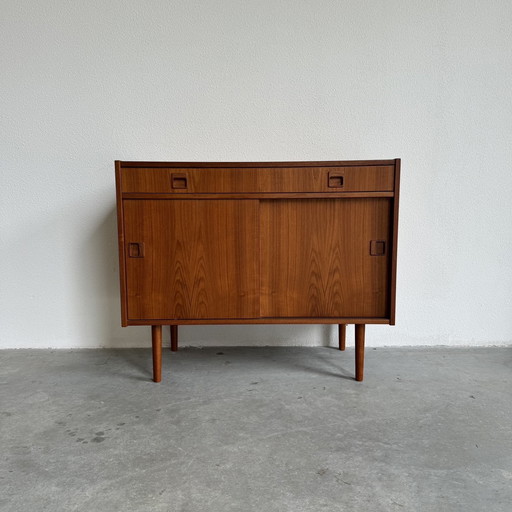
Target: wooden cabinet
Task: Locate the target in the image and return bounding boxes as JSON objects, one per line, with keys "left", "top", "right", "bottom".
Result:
{"left": 116, "top": 159, "right": 401, "bottom": 382}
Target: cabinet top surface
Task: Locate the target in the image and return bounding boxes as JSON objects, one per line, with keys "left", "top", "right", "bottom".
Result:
{"left": 117, "top": 159, "right": 399, "bottom": 168}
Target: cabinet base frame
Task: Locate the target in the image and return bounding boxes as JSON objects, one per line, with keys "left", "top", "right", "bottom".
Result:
{"left": 128, "top": 317, "right": 390, "bottom": 326}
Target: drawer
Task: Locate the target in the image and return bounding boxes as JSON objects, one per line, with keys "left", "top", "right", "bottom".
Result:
{"left": 120, "top": 166, "right": 395, "bottom": 193}
{"left": 258, "top": 166, "right": 394, "bottom": 193}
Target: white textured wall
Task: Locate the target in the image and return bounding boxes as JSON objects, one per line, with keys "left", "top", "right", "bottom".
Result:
{"left": 1, "top": 1, "right": 511, "bottom": 348}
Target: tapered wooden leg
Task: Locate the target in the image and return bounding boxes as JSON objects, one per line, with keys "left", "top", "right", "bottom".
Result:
{"left": 151, "top": 325, "right": 162, "bottom": 383}
{"left": 170, "top": 325, "right": 178, "bottom": 352}
{"left": 338, "top": 324, "right": 346, "bottom": 351}
{"left": 355, "top": 324, "right": 365, "bottom": 382}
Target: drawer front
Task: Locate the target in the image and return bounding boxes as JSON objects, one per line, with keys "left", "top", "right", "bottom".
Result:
{"left": 121, "top": 166, "right": 394, "bottom": 193}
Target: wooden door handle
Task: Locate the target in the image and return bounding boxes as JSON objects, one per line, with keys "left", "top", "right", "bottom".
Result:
{"left": 128, "top": 242, "right": 145, "bottom": 258}
{"left": 370, "top": 240, "right": 386, "bottom": 256}
{"left": 328, "top": 172, "right": 344, "bottom": 188}
{"left": 171, "top": 173, "right": 188, "bottom": 189}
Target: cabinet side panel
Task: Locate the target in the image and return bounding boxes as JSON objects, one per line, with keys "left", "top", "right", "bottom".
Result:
{"left": 115, "top": 161, "right": 128, "bottom": 325}
{"left": 260, "top": 199, "right": 391, "bottom": 318}
{"left": 124, "top": 200, "right": 260, "bottom": 320}
{"left": 389, "top": 159, "right": 401, "bottom": 324}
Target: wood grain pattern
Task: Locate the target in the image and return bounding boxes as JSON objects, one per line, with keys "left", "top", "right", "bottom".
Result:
{"left": 120, "top": 166, "right": 394, "bottom": 194}
{"left": 260, "top": 199, "right": 391, "bottom": 318}
{"left": 124, "top": 200, "right": 259, "bottom": 320}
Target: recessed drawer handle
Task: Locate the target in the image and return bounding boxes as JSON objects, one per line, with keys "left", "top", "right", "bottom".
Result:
{"left": 328, "top": 172, "right": 344, "bottom": 188}
{"left": 171, "top": 173, "right": 188, "bottom": 189}
{"left": 370, "top": 240, "right": 386, "bottom": 256}
{"left": 128, "top": 242, "right": 145, "bottom": 258}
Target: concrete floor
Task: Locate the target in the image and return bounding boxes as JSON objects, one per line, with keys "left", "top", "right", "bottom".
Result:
{"left": 1, "top": 346, "right": 511, "bottom": 511}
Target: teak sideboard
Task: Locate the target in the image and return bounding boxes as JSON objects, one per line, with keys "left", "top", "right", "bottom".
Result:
{"left": 115, "top": 159, "right": 400, "bottom": 382}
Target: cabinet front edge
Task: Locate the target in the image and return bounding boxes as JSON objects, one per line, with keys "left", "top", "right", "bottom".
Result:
{"left": 124, "top": 318, "right": 392, "bottom": 326}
